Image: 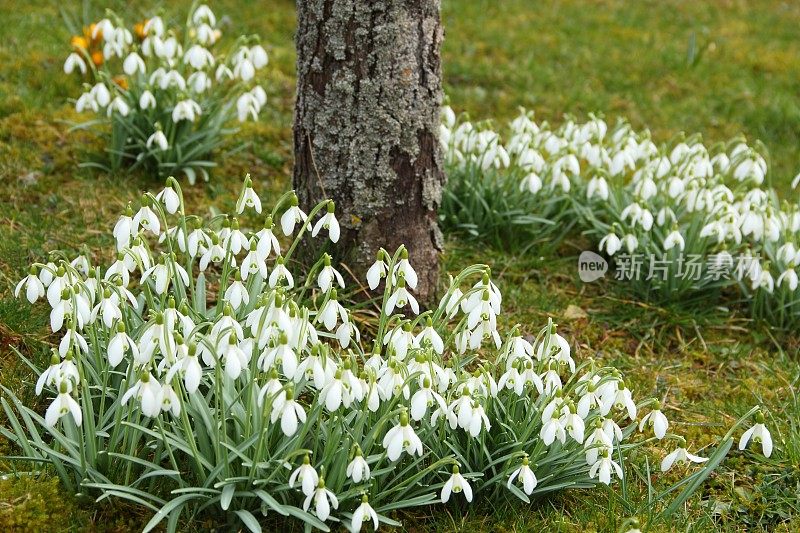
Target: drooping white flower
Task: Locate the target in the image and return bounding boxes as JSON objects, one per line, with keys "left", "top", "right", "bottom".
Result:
{"left": 366, "top": 250, "right": 389, "bottom": 290}
{"left": 660, "top": 443, "right": 708, "bottom": 471}
{"left": 15, "top": 268, "right": 45, "bottom": 304}
{"left": 639, "top": 402, "right": 669, "bottom": 439}
{"left": 172, "top": 99, "right": 202, "bottom": 122}
{"left": 441, "top": 465, "right": 473, "bottom": 503}
{"left": 386, "top": 277, "right": 419, "bottom": 315}
{"left": 270, "top": 387, "right": 306, "bottom": 437}
{"left": 303, "top": 478, "right": 339, "bottom": 522}
{"left": 63, "top": 53, "right": 86, "bottom": 74}
{"left": 236, "top": 177, "right": 262, "bottom": 214}
{"left": 123, "top": 52, "right": 146, "bottom": 75}
{"left": 382, "top": 410, "right": 423, "bottom": 461}
{"left": 147, "top": 130, "right": 169, "bottom": 151}
{"left": 311, "top": 201, "right": 340, "bottom": 243}
{"left": 45, "top": 381, "right": 82, "bottom": 427}
{"left": 121, "top": 371, "right": 162, "bottom": 418}
{"left": 351, "top": 495, "right": 379, "bottom": 532}
{"left": 739, "top": 415, "right": 773, "bottom": 458}
{"left": 590, "top": 451, "right": 623, "bottom": 485}
{"left": 507, "top": 455, "right": 537, "bottom": 495}
{"left": 346, "top": 447, "right": 371, "bottom": 483}
{"left": 289, "top": 455, "right": 319, "bottom": 497}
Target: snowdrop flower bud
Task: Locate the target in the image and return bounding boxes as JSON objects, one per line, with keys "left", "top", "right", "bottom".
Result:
{"left": 638, "top": 400, "right": 669, "bottom": 439}
{"left": 351, "top": 494, "right": 379, "bottom": 532}
{"left": 250, "top": 45, "right": 269, "bottom": 68}
{"left": 441, "top": 464, "right": 473, "bottom": 503}
{"left": 738, "top": 411, "right": 773, "bottom": 457}
{"left": 507, "top": 454, "right": 537, "bottom": 495}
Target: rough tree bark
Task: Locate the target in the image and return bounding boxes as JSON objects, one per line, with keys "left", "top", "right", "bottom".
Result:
{"left": 293, "top": 0, "right": 445, "bottom": 304}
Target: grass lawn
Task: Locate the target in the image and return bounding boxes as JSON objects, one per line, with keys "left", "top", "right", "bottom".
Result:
{"left": 1, "top": 0, "right": 799, "bottom": 531}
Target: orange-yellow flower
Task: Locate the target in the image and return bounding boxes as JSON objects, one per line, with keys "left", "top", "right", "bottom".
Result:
{"left": 113, "top": 76, "right": 129, "bottom": 90}
{"left": 91, "top": 51, "right": 104, "bottom": 66}
{"left": 71, "top": 35, "right": 89, "bottom": 50}
{"left": 134, "top": 20, "right": 147, "bottom": 40}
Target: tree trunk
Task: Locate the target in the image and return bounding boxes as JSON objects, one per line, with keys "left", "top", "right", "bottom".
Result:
{"left": 293, "top": 0, "right": 445, "bottom": 304}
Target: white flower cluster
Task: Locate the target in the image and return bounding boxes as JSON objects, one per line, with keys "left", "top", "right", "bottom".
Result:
{"left": 62, "top": 5, "right": 268, "bottom": 182}
{"left": 11, "top": 178, "right": 771, "bottom": 531}
{"left": 441, "top": 105, "right": 800, "bottom": 322}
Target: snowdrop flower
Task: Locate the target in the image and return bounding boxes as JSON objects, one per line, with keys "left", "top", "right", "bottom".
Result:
{"left": 135, "top": 90, "right": 154, "bottom": 111}
{"left": 155, "top": 184, "right": 180, "bottom": 214}
{"left": 236, "top": 176, "right": 262, "bottom": 214}
{"left": 107, "top": 323, "right": 139, "bottom": 367}
{"left": 410, "top": 377, "right": 447, "bottom": 421}
{"left": 165, "top": 344, "right": 203, "bottom": 393}
{"left": 382, "top": 409, "right": 423, "bottom": 461}
{"left": 280, "top": 195, "right": 308, "bottom": 235}
{"left": 63, "top": 53, "right": 86, "bottom": 74}
{"left": 91, "top": 83, "right": 111, "bottom": 108}
{"left": 157, "top": 382, "right": 181, "bottom": 417}
{"left": 123, "top": 52, "right": 146, "bottom": 75}
{"left": 269, "top": 256, "right": 295, "bottom": 288}
{"left": 15, "top": 267, "right": 45, "bottom": 304}
{"left": 590, "top": 450, "right": 623, "bottom": 485}
{"left": 172, "top": 99, "right": 201, "bottom": 122}
{"left": 541, "top": 413, "right": 567, "bottom": 446}
{"left": 639, "top": 401, "right": 669, "bottom": 439}
{"left": 587, "top": 175, "right": 609, "bottom": 201}
{"left": 303, "top": 477, "right": 339, "bottom": 522}
{"left": 663, "top": 227, "right": 685, "bottom": 251}
{"left": 660, "top": 441, "right": 708, "bottom": 471}
{"left": 250, "top": 44, "right": 269, "bottom": 69}
{"left": 317, "top": 255, "right": 346, "bottom": 292}
{"left": 270, "top": 387, "right": 306, "bottom": 437}
{"left": 107, "top": 96, "right": 130, "bottom": 117}
{"left": 147, "top": 130, "right": 169, "bottom": 151}
{"left": 346, "top": 446, "right": 371, "bottom": 483}
{"left": 183, "top": 44, "right": 214, "bottom": 69}
{"left": 312, "top": 201, "right": 340, "bottom": 243}
{"left": 351, "top": 495, "right": 379, "bottom": 532}
{"left": 289, "top": 455, "right": 319, "bottom": 497}
{"left": 599, "top": 232, "right": 622, "bottom": 256}
{"left": 391, "top": 249, "right": 418, "bottom": 289}
{"left": 224, "top": 271, "right": 249, "bottom": 310}
{"left": 366, "top": 250, "right": 389, "bottom": 290}
{"left": 739, "top": 412, "right": 773, "bottom": 457}
{"left": 234, "top": 57, "right": 255, "bottom": 81}
{"left": 611, "top": 382, "right": 637, "bottom": 420}
{"left": 386, "top": 276, "right": 419, "bottom": 315}
{"left": 45, "top": 381, "right": 82, "bottom": 428}
{"left": 133, "top": 199, "right": 161, "bottom": 236}
{"left": 777, "top": 265, "right": 798, "bottom": 291}
{"left": 441, "top": 465, "right": 473, "bottom": 503}
{"left": 562, "top": 406, "right": 585, "bottom": 444}
{"left": 121, "top": 371, "right": 162, "bottom": 418}
{"left": 507, "top": 454, "right": 537, "bottom": 495}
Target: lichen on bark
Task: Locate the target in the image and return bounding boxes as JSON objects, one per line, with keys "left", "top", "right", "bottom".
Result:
{"left": 293, "top": 0, "right": 445, "bottom": 304}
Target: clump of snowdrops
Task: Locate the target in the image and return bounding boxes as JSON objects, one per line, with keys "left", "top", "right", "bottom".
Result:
{"left": 441, "top": 105, "right": 800, "bottom": 324}
{"left": 439, "top": 107, "right": 575, "bottom": 251}
{"left": 63, "top": 4, "right": 269, "bottom": 183}
{"left": 5, "top": 178, "right": 772, "bottom": 531}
